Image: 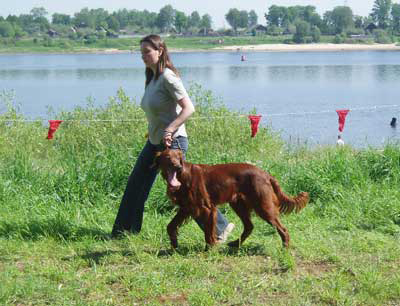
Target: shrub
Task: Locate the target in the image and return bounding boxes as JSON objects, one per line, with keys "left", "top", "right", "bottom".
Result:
{"left": 333, "top": 33, "right": 346, "bottom": 44}
{"left": 373, "top": 29, "right": 392, "bottom": 44}
{"left": 311, "top": 26, "right": 321, "bottom": 42}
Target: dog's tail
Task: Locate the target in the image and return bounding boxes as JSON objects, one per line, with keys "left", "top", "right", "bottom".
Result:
{"left": 269, "top": 176, "right": 309, "bottom": 215}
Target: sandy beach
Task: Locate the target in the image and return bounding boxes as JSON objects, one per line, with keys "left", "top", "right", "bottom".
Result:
{"left": 213, "top": 43, "right": 400, "bottom": 52}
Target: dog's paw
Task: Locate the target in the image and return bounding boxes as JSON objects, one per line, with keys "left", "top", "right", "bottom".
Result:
{"left": 227, "top": 240, "right": 241, "bottom": 248}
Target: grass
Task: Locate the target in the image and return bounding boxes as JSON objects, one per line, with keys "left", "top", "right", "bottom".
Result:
{"left": 1, "top": 34, "right": 397, "bottom": 54}
{"left": 0, "top": 35, "right": 339, "bottom": 53}
{"left": 1, "top": 86, "right": 400, "bottom": 305}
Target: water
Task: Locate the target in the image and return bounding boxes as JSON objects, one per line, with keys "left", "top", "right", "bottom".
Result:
{"left": 1, "top": 51, "right": 399, "bottom": 147}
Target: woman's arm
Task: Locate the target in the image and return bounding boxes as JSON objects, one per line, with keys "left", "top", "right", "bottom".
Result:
{"left": 163, "top": 96, "right": 195, "bottom": 146}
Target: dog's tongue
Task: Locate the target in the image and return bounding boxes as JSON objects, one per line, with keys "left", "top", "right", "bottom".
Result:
{"left": 167, "top": 170, "right": 181, "bottom": 189}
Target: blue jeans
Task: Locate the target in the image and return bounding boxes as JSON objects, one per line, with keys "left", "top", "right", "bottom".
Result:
{"left": 111, "top": 137, "right": 230, "bottom": 236}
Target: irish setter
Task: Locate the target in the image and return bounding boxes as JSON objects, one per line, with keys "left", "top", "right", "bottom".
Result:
{"left": 155, "top": 149, "right": 309, "bottom": 249}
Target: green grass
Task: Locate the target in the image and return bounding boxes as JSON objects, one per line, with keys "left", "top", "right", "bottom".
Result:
{"left": 0, "top": 35, "right": 340, "bottom": 53}
{"left": 1, "top": 34, "right": 396, "bottom": 53}
{"left": 1, "top": 86, "right": 400, "bottom": 305}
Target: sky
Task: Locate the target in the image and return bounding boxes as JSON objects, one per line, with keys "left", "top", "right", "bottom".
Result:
{"left": 1, "top": 0, "right": 377, "bottom": 29}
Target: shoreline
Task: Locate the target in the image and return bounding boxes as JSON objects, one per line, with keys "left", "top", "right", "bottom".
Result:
{"left": 1, "top": 43, "right": 399, "bottom": 55}
{"left": 212, "top": 43, "right": 400, "bottom": 52}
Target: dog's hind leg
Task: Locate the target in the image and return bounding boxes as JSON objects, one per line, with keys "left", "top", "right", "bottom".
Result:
{"left": 167, "top": 208, "right": 189, "bottom": 249}
{"left": 227, "top": 200, "right": 254, "bottom": 247}
{"left": 254, "top": 204, "right": 290, "bottom": 248}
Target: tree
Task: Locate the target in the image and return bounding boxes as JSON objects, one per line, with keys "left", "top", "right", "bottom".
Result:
{"left": 175, "top": 11, "right": 188, "bottom": 33}
{"left": 248, "top": 10, "right": 257, "bottom": 27}
{"left": 239, "top": 10, "right": 249, "bottom": 28}
{"left": 392, "top": 3, "right": 400, "bottom": 33}
{"left": 91, "top": 8, "right": 109, "bottom": 29}
{"left": 225, "top": 8, "right": 241, "bottom": 31}
{"left": 354, "top": 15, "right": 364, "bottom": 28}
{"left": 311, "top": 25, "right": 321, "bottom": 42}
{"left": 113, "top": 9, "right": 129, "bottom": 28}
{"left": 107, "top": 16, "right": 120, "bottom": 32}
{"left": 52, "top": 13, "right": 71, "bottom": 25}
{"left": 200, "top": 14, "right": 212, "bottom": 31}
{"left": 302, "top": 5, "right": 317, "bottom": 24}
{"left": 0, "top": 21, "right": 15, "bottom": 37}
{"left": 331, "top": 6, "right": 354, "bottom": 34}
{"left": 74, "top": 8, "right": 96, "bottom": 28}
{"left": 293, "top": 20, "right": 310, "bottom": 43}
{"left": 225, "top": 8, "right": 248, "bottom": 31}
{"left": 370, "top": 0, "right": 392, "bottom": 29}
{"left": 188, "top": 11, "right": 201, "bottom": 28}
{"left": 30, "top": 7, "right": 48, "bottom": 19}
{"left": 265, "top": 5, "right": 288, "bottom": 27}
{"left": 12, "top": 24, "right": 24, "bottom": 38}
{"left": 156, "top": 5, "right": 175, "bottom": 32}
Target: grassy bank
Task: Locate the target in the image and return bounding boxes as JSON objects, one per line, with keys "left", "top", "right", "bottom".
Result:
{"left": 0, "top": 35, "right": 337, "bottom": 53}
{"left": 0, "top": 87, "right": 400, "bottom": 305}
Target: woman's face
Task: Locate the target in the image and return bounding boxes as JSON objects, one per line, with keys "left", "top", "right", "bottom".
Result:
{"left": 140, "top": 42, "right": 161, "bottom": 69}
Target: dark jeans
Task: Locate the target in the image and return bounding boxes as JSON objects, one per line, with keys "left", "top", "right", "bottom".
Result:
{"left": 111, "top": 137, "right": 229, "bottom": 237}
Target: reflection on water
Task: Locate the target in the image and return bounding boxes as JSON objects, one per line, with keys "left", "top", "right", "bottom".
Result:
{"left": 1, "top": 51, "right": 399, "bottom": 147}
{"left": 228, "top": 66, "right": 259, "bottom": 80}
{"left": 267, "top": 65, "right": 322, "bottom": 82}
{"left": 0, "top": 68, "right": 144, "bottom": 80}
{"left": 373, "top": 65, "right": 400, "bottom": 82}
{"left": 179, "top": 66, "right": 214, "bottom": 80}
{"left": 323, "top": 65, "right": 354, "bottom": 82}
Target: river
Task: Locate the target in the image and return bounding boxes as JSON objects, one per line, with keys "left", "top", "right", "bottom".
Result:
{"left": 1, "top": 50, "right": 399, "bottom": 147}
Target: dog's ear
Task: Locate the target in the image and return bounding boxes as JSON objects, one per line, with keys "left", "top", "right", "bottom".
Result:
{"left": 150, "top": 151, "right": 162, "bottom": 169}
{"left": 179, "top": 150, "right": 184, "bottom": 166}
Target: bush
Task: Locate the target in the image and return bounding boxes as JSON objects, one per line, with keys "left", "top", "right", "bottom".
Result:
{"left": 333, "top": 33, "right": 346, "bottom": 44}
{"left": 57, "top": 40, "right": 72, "bottom": 49}
{"left": 84, "top": 34, "right": 97, "bottom": 44}
{"left": 311, "top": 26, "right": 321, "bottom": 42}
{"left": 293, "top": 21, "right": 310, "bottom": 43}
{"left": 373, "top": 29, "right": 392, "bottom": 44}
{"left": 41, "top": 37, "right": 53, "bottom": 47}
{"left": 0, "top": 21, "right": 15, "bottom": 38}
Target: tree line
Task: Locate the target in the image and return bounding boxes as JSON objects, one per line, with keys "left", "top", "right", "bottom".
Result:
{"left": 0, "top": 1, "right": 399, "bottom": 43}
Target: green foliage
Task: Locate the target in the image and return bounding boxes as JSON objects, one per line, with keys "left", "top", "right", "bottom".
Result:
{"left": 333, "top": 33, "right": 347, "bottom": 43}
{"left": 371, "top": 0, "right": 393, "bottom": 29}
{"left": 331, "top": 6, "right": 354, "bottom": 34}
{"left": 293, "top": 20, "right": 310, "bottom": 43}
{"left": 373, "top": 28, "right": 392, "bottom": 43}
{"left": 392, "top": 3, "right": 400, "bottom": 34}
{"left": 0, "top": 21, "right": 15, "bottom": 38}
{"left": 311, "top": 25, "right": 321, "bottom": 42}
{"left": 1, "top": 87, "right": 400, "bottom": 305}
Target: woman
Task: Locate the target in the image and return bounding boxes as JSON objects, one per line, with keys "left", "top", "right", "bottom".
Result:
{"left": 111, "top": 34, "right": 234, "bottom": 242}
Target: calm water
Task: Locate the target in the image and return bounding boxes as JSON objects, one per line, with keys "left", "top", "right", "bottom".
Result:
{"left": 1, "top": 51, "right": 399, "bottom": 147}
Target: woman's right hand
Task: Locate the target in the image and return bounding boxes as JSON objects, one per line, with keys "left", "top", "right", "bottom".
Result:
{"left": 163, "top": 130, "right": 173, "bottom": 147}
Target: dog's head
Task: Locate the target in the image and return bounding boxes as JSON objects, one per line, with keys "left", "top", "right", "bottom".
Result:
{"left": 154, "top": 149, "right": 184, "bottom": 190}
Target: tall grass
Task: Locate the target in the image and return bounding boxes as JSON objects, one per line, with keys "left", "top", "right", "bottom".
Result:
{"left": 0, "top": 87, "right": 399, "bottom": 305}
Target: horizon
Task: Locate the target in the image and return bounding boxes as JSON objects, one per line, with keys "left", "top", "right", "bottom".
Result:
{"left": 0, "top": 0, "right": 377, "bottom": 29}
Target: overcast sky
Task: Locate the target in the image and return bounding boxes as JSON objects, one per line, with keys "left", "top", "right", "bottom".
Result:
{"left": 1, "top": 0, "right": 378, "bottom": 28}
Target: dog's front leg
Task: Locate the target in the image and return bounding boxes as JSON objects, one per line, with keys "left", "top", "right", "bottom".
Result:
{"left": 203, "top": 207, "right": 217, "bottom": 248}
{"left": 167, "top": 208, "right": 188, "bottom": 249}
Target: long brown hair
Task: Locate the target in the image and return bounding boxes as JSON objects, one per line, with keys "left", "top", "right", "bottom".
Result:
{"left": 140, "top": 34, "right": 179, "bottom": 87}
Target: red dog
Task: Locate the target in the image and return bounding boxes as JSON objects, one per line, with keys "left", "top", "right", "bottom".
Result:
{"left": 156, "top": 149, "right": 309, "bottom": 249}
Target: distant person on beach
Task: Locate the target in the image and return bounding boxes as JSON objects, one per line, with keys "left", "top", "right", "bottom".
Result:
{"left": 111, "top": 34, "right": 234, "bottom": 241}
{"left": 336, "top": 135, "right": 344, "bottom": 146}
{"left": 390, "top": 117, "right": 397, "bottom": 128}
